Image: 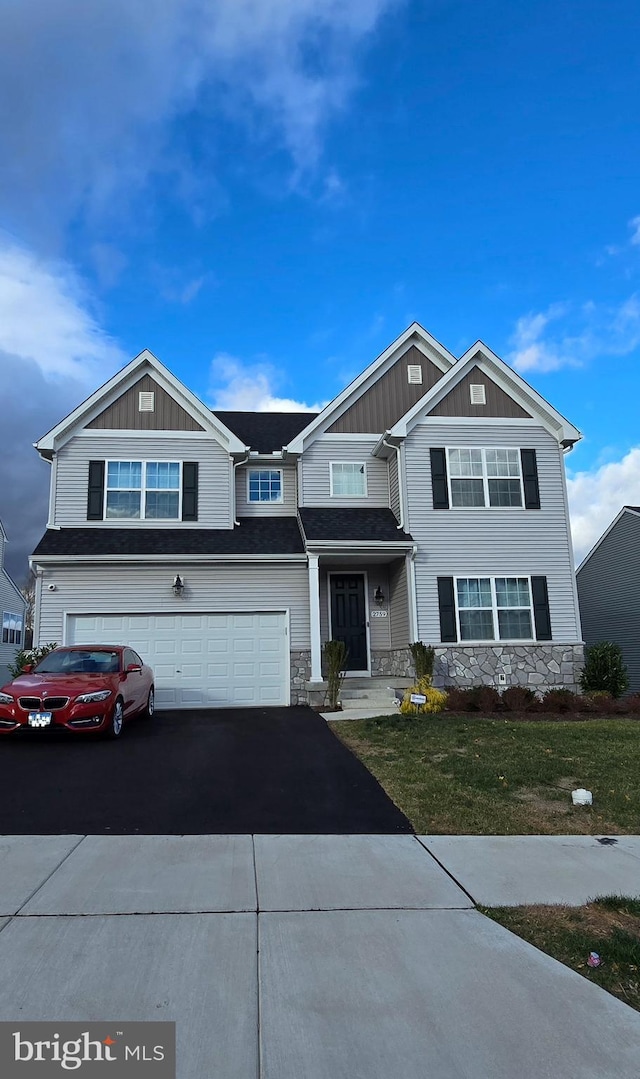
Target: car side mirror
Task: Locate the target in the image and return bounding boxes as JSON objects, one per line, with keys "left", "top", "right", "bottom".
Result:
{"left": 21, "top": 664, "right": 33, "bottom": 674}
{"left": 126, "top": 663, "right": 142, "bottom": 673}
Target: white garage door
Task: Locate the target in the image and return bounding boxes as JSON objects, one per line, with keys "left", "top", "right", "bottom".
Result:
{"left": 67, "top": 612, "right": 289, "bottom": 709}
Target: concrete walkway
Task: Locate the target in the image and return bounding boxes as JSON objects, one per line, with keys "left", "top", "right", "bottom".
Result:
{"left": 0, "top": 834, "right": 639, "bottom": 1078}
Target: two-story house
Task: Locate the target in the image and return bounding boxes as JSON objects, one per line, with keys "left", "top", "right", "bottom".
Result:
{"left": 30, "top": 323, "right": 584, "bottom": 708}
{"left": 0, "top": 520, "right": 27, "bottom": 685}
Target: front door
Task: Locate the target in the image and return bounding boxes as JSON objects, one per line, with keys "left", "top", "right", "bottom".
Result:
{"left": 330, "top": 575, "right": 368, "bottom": 672}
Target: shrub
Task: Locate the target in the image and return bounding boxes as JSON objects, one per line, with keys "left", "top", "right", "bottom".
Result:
{"left": 580, "top": 642, "right": 629, "bottom": 698}
{"left": 400, "top": 676, "right": 448, "bottom": 715}
{"left": 323, "top": 639, "right": 347, "bottom": 710}
{"left": 444, "top": 687, "right": 476, "bottom": 712}
{"left": 625, "top": 694, "right": 640, "bottom": 715}
{"left": 409, "top": 642, "right": 435, "bottom": 682}
{"left": 539, "top": 688, "right": 580, "bottom": 713}
{"left": 500, "top": 685, "right": 537, "bottom": 712}
{"left": 468, "top": 685, "right": 503, "bottom": 712}
{"left": 8, "top": 642, "right": 58, "bottom": 680}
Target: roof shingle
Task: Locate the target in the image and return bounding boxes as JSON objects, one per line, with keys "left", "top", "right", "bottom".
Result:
{"left": 212, "top": 411, "right": 317, "bottom": 453}
{"left": 299, "top": 507, "right": 413, "bottom": 543}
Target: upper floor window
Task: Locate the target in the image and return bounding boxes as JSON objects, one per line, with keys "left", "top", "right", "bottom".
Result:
{"left": 447, "top": 448, "right": 523, "bottom": 508}
{"left": 106, "top": 461, "right": 181, "bottom": 520}
{"left": 2, "top": 611, "right": 22, "bottom": 646}
{"left": 248, "top": 469, "right": 283, "bottom": 503}
{"left": 330, "top": 462, "right": 367, "bottom": 497}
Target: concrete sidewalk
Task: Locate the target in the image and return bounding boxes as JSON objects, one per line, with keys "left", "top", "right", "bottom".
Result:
{"left": 0, "top": 834, "right": 638, "bottom": 1078}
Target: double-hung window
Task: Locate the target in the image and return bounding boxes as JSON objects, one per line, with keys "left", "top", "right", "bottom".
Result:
{"left": 330, "top": 462, "right": 367, "bottom": 497}
{"left": 2, "top": 611, "right": 22, "bottom": 646}
{"left": 247, "top": 469, "right": 283, "bottom": 503}
{"left": 456, "top": 577, "right": 533, "bottom": 641}
{"left": 448, "top": 448, "right": 523, "bottom": 507}
{"left": 105, "top": 461, "right": 181, "bottom": 520}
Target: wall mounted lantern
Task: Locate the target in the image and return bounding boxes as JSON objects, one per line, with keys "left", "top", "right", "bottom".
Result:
{"left": 374, "top": 586, "right": 385, "bottom": 607}
{"left": 173, "top": 574, "right": 185, "bottom": 597}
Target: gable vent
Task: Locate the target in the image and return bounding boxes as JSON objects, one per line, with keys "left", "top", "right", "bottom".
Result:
{"left": 138, "top": 391, "right": 155, "bottom": 412}
{"left": 470, "top": 384, "right": 486, "bottom": 405}
{"left": 407, "top": 364, "right": 423, "bottom": 385}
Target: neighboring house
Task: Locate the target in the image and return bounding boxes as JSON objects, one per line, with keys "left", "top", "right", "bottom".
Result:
{"left": 0, "top": 520, "right": 27, "bottom": 685}
{"left": 30, "top": 323, "right": 584, "bottom": 708}
{"left": 576, "top": 506, "right": 640, "bottom": 693}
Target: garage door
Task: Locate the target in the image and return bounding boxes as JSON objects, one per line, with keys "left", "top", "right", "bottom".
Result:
{"left": 67, "top": 613, "right": 289, "bottom": 709}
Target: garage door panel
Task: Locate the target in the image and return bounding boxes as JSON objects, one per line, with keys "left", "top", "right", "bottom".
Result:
{"left": 68, "top": 612, "right": 288, "bottom": 709}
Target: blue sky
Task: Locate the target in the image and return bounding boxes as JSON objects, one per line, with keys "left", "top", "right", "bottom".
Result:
{"left": 1, "top": 0, "right": 639, "bottom": 579}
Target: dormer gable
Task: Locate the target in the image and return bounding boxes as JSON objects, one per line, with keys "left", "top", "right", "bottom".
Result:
{"left": 35, "top": 350, "right": 247, "bottom": 458}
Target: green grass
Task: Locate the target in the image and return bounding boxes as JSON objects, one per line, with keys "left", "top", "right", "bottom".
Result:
{"left": 482, "top": 897, "right": 640, "bottom": 1012}
{"left": 330, "top": 714, "right": 640, "bottom": 834}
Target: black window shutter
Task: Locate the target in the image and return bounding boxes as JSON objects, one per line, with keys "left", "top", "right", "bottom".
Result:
{"left": 521, "top": 449, "right": 540, "bottom": 509}
{"left": 430, "top": 448, "right": 449, "bottom": 509}
{"left": 182, "top": 462, "right": 199, "bottom": 521}
{"left": 87, "top": 461, "right": 105, "bottom": 520}
{"left": 437, "top": 577, "right": 457, "bottom": 642}
{"left": 531, "top": 576, "right": 552, "bottom": 640}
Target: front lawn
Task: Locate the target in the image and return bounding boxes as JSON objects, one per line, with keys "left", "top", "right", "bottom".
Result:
{"left": 330, "top": 714, "right": 640, "bottom": 834}
{"left": 482, "top": 896, "right": 640, "bottom": 1012}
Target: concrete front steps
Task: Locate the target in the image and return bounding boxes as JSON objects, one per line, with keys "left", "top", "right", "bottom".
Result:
{"left": 339, "top": 677, "right": 413, "bottom": 712}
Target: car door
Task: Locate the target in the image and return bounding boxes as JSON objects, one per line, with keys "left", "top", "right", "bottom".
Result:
{"left": 122, "top": 648, "right": 145, "bottom": 714}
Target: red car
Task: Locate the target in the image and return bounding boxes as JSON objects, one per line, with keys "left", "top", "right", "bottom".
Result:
{"left": 0, "top": 645, "right": 155, "bottom": 738}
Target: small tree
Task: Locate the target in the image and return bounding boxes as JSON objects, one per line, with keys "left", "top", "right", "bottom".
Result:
{"left": 409, "top": 642, "right": 435, "bottom": 682}
{"left": 323, "top": 639, "right": 348, "bottom": 710}
{"left": 580, "top": 642, "right": 629, "bottom": 698}
{"left": 8, "top": 643, "right": 58, "bottom": 680}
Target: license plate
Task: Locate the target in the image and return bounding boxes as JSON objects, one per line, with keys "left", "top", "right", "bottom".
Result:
{"left": 28, "top": 712, "right": 52, "bottom": 727}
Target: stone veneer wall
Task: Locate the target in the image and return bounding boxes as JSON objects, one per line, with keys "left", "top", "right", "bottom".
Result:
{"left": 433, "top": 644, "right": 585, "bottom": 692}
{"left": 371, "top": 648, "right": 414, "bottom": 678}
{"left": 290, "top": 649, "right": 311, "bottom": 705}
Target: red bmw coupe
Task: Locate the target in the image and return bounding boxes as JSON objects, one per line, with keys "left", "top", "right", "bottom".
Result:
{"left": 0, "top": 645, "right": 155, "bottom": 737}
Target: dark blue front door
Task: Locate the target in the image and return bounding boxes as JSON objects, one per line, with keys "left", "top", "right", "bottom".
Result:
{"left": 330, "top": 575, "right": 367, "bottom": 671}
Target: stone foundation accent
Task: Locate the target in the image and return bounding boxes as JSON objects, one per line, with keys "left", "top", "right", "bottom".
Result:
{"left": 290, "top": 649, "right": 311, "bottom": 705}
{"left": 433, "top": 644, "right": 584, "bottom": 693}
{"left": 371, "top": 648, "right": 414, "bottom": 679}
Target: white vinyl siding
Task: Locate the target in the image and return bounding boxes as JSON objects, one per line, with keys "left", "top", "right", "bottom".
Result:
{"left": 388, "top": 558, "right": 410, "bottom": 648}
{"left": 404, "top": 424, "right": 581, "bottom": 642}
{"left": 53, "top": 435, "right": 233, "bottom": 528}
{"left": 235, "top": 466, "right": 297, "bottom": 517}
{"left": 299, "top": 438, "right": 389, "bottom": 507}
{"left": 35, "top": 562, "right": 310, "bottom": 652}
{"left": 389, "top": 454, "right": 401, "bottom": 522}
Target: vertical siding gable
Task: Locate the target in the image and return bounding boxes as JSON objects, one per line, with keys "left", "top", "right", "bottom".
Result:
{"left": 87, "top": 374, "right": 205, "bottom": 432}
{"left": 327, "top": 346, "right": 445, "bottom": 434}
{"left": 430, "top": 364, "right": 532, "bottom": 419}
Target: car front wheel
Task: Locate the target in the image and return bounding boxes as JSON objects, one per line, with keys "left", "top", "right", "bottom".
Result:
{"left": 107, "top": 699, "right": 124, "bottom": 739}
{"left": 143, "top": 687, "right": 154, "bottom": 720}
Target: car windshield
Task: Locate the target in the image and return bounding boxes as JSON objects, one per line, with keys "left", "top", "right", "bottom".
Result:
{"left": 34, "top": 650, "right": 121, "bottom": 675}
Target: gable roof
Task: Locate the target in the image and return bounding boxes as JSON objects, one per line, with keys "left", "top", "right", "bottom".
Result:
{"left": 35, "top": 351, "right": 246, "bottom": 457}
{"left": 387, "top": 341, "right": 582, "bottom": 446}
{"left": 214, "top": 411, "right": 318, "bottom": 454}
{"left": 576, "top": 506, "right": 640, "bottom": 573}
{"left": 286, "top": 323, "right": 455, "bottom": 453}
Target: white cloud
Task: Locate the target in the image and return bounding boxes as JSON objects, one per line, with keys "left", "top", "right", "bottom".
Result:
{"left": 508, "top": 296, "right": 640, "bottom": 373}
{"left": 0, "top": 0, "right": 401, "bottom": 235}
{"left": 629, "top": 215, "right": 640, "bottom": 246}
{"left": 209, "top": 352, "right": 325, "bottom": 412}
{"left": 0, "top": 240, "right": 127, "bottom": 579}
{"left": 567, "top": 448, "right": 640, "bottom": 566}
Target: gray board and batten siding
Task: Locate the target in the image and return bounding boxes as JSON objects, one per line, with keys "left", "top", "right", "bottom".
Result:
{"left": 37, "top": 562, "right": 311, "bottom": 653}
{"left": 430, "top": 365, "right": 532, "bottom": 419}
{"left": 298, "top": 438, "right": 390, "bottom": 507}
{"left": 327, "top": 345, "right": 445, "bottom": 434}
{"left": 87, "top": 375, "right": 205, "bottom": 432}
{"left": 235, "top": 465, "right": 298, "bottom": 517}
{"left": 577, "top": 509, "right": 640, "bottom": 693}
{"left": 52, "top": 435, "right": 234, "bottom": 529}
{"left": 404, "top": 423, "right": 581, "bottom": 644}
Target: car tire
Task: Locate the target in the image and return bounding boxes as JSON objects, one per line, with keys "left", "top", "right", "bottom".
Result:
{"left": 106, "top": 698, "right": 124, "bottom": 739}
{"left": 142, "top": 687, "right": 155, "bottom": 720}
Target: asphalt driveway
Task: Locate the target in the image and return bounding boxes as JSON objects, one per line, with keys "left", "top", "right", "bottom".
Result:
{"left": 0, "top": 706, "right": 411, "bottom": 834}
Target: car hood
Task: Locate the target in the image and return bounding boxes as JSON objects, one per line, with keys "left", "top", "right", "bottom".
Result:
{"left": 2, "top": 673, "right": 118, "bottom": 698}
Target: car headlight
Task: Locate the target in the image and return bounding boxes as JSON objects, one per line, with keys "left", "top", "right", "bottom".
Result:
{"left": 75, "top": 690, "right": 112, "bottom": 704}
{"left": 0, "top": 693, "right": 13, "bottom": 705}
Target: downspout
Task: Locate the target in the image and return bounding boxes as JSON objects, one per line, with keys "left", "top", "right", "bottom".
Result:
{"left": 382, "top": 436, "right": 405, "bottom": 530}
{"left": 408, "top": 544, "right": 420, "bottom": 644}
{"left": 232, "top": 450, "right": 250, "bottom": 526}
